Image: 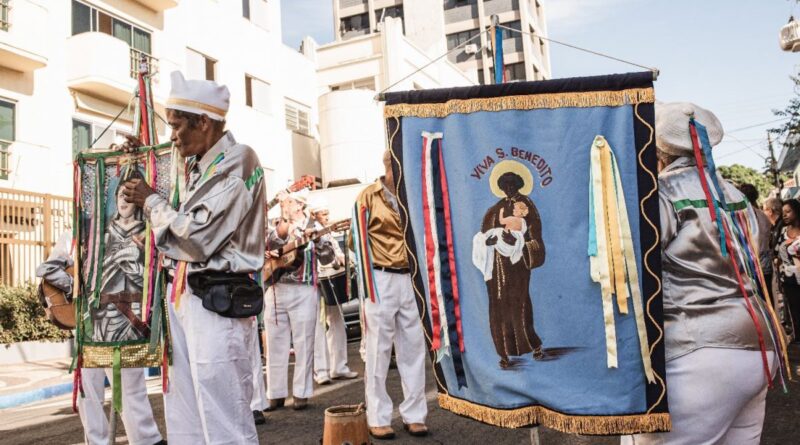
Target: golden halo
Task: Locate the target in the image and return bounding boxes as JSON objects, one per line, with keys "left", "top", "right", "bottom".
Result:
{"left": 489, "top": 160, "right": 534, "bottom": 198}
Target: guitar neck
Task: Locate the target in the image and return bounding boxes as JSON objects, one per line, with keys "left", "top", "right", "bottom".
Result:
{"left": 266, "top": 189, "right": 289, "bottom": 211}
{"left": 278, "top": 222, "right": 347, "bottom": 256}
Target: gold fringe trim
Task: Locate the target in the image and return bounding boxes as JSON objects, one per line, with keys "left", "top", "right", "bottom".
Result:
{"left": 384, "top": 88, "right": 655, "bottom": 118}
{"left": 438, "top": 394, "right": 671, "bottom": 435}
{"left": 82, "top": 343, "right": 163, "bottom": 368}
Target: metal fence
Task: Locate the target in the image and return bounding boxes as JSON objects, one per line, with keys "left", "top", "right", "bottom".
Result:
{"left": 0, "top": 188, "right": 72, "bottom": 287}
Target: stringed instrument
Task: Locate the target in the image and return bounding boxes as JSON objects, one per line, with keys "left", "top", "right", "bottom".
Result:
{"left": 39, "top": 267, "right": 76, "bottom": 330}
{"left": 266, "top": 175, "right": 316, "bottom": 211}
{"left": 263, "top": 219, "right": 351, "bottom": 281}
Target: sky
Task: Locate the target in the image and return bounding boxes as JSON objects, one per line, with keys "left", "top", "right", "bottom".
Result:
{"left": 281, "top": 1, "right": 799, "bottom": 171}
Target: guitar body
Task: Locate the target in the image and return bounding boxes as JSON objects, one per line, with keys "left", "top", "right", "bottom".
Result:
{"left": 263, "top": 250, "right": 300, "bottom": 282}
{"left": 262, "top": 219, "right": 351, "bottom": 284}
{"left": 39, "top": 267, "right": 76, "bottom": 330}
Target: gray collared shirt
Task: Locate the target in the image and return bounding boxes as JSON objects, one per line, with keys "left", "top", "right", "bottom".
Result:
{"left": 659, "top": 157, "right": 773, "bottom": 361}
{"left": 144, "top": 131, "right": 266, "bottom": 276}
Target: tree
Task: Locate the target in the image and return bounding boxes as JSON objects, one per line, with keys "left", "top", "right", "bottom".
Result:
{"left": 770, "top": 75, "right": 800, "bottom": 163}
{"left": 718, "top": 164, "right": 781, "bottom": 203}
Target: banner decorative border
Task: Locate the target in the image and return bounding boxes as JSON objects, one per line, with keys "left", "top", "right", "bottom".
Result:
{"left": 81, "top": 343, "right": 162, "bottom": 368}
{"left": 384, "top": 88, "right": 655, "bottom": 118}
{"left": 439, "top": 394, "right": 671, "bottom": 434}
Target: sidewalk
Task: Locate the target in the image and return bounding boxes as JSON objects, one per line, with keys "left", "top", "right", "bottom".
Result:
{"left": 0, "top": 359, "right": 74, "bottom": 409}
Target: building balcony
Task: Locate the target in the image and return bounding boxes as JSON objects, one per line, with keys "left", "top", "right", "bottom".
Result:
{"left": 66, "top": 32, "right": 159, "bottom": 105}
{"left": 132, "top": 0, "right": 179, "bottom": 12}
{"left": 0, "top": 0, "right": 48, "bottom": 72}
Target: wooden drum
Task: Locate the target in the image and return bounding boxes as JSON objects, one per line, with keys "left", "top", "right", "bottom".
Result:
{"left": 322, "top": 404, "right": 371, "bottom": 445}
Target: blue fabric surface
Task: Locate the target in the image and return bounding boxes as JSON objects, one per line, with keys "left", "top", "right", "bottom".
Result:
{"left": 398, "top": 106, "right": 649, "bottom": 415}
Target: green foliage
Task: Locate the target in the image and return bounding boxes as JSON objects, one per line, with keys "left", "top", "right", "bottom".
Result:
{"left": 717, "top": 164, "right": 782, "bottom": 204}
{"left": 0, "top": 285, "right": 72, "bottom": 345}
{"left": 770, "top": 75, "right": 800, "bottom": 153}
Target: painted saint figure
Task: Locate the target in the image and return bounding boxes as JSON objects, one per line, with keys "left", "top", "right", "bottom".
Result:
{"left": 473, "top": 167, "right": 545, "bottom": 368}
{"left": 92, "top": 175, "right": 147, "bottom": 342}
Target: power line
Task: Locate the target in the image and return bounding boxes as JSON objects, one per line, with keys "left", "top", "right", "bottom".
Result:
{"left": 497, "top": 24, "right": 658, "bottom": 75}
{"left": 727, "top": 118, "right": 789, "bottom": 134}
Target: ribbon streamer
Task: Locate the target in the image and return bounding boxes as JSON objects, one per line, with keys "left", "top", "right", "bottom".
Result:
{"left": 589, "top": 135, "right": 654, "bottom": 383}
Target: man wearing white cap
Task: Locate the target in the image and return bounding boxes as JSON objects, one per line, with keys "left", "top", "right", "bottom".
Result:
{"left": 122, "top": 71, "right": 265, "bottom": 444}
{"left": 621, "top": 102, "right": 776, "bottom": 445}
{"left": 263, "top": 189, "right": 332, "bottom": 411}
{"left": 309, "top": 197, "right": 359, "bottom": 385}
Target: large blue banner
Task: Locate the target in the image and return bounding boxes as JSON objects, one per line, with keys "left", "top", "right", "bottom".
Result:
{"left": 383, "top": 73, "right": 669, "bottom": 434}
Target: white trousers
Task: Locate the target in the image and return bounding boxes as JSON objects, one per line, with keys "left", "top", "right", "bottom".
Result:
{"left": 621, "top": 348, "right": 776, "bottom": 445}
{"left": 314, "top": 303, "right": 354, "bottom": 379}
{"left": 164, "top": 289, "right": 257, "bottom": 445}
{"left": 364, "top": 270, "right": 427, "bottom": 427}
{"left": 264, "top": 282, "right": 318, "bottom": 399}
{"left": 313, "top": 300, "right": 330, "bottom": 381}
{"left": 248, "top": 317, "right": 267, "bottom": 411}
{"left": 78, "top": 367, "right": 162, "bottom": 445}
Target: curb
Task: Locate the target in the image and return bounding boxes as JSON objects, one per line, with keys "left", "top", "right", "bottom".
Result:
{"left": 0, "top": 382, "right": 74, "bottom": 410}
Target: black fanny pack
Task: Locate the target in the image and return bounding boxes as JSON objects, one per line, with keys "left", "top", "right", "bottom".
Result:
{"left": 187, "top": 272, "right": 263, "bottom": 318}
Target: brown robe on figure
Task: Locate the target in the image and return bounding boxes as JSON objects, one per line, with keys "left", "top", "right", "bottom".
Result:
{"left": 480, "top": 194, "right": 545, "bottom": 360}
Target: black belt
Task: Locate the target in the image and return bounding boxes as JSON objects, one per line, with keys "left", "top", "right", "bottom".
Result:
{"left": 373, "top": 266, "right": 410, "bottom": 275}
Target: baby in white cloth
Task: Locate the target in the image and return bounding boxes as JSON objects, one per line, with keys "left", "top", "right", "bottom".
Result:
{"left": 472, "top": 201, "right": 530, "bottom": 281}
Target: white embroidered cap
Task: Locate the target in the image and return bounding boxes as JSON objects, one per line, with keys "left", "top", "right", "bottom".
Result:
{"left": 655, "top": 101, "right": 723, "bottom": 156}
{"left": 288, "top": 188, "right": 309, "bottom": 205}
{"left": 308, "top": 196, "right": 329, "bottom": 214}
{"left": 166, "top": 71, "right": 230, "bottom": 121}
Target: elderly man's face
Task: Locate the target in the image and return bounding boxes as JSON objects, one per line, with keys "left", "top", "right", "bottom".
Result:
{"left": 314, "top": 209, "right": 330, "bottom": 226}
{"left": 285, "top": 198, "right": 306, "bottom": 221}
{"left": 167, "top": 109, "right": 211, "bottom": 158}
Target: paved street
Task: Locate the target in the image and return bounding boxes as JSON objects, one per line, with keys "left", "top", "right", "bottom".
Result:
{"left": 1, "top": 343, "right": 798, "bottom": 444}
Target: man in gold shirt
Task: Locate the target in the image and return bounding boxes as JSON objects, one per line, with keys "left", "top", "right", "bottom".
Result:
{"left": 352, "top": 150, "right": 428, "bottom": 440}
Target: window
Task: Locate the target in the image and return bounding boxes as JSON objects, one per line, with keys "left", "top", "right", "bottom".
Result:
{"left": 0, "top": 100, "right": 14, "bottom": 180}
{"left": 285, "top": 100, "right": 310, "bottom": 135}
{"left": 187, "top": 49, "right": 216, "bottom": 81}
{"left": 71, "top": 120, "right": 91, "bottom": 157}
{"left": 446, "top": 29, "right": 478, "bottom": 50}
{"left": 245, "top": 75, "right": 271, "bottom": 113}
{"left": 72, "top": 119, "right": 130, "bottom": 156}
{"left": 504, "top": 62, "right": 526, "bottom": 82}
{"left": 331, "top": 77, "right": 376, "bottom": 91}
{"left": 376, "top": 6, "right": 403, "bottom": 21}
{"left": 0, "top": 0, "right": 9, "bottom": 32}
{"left": 501, "top": 21, "right": 521, "bottom": 40}
{"left": 243, "top": 0, "right": 250, "bottom": 19}
{"left": 71, "top": 1, "right": 152, "bottom": 54}
{"left": 340, "top": 13, "right": 369, "bottom": 33}
{"left": 445, "top": 0, "right": 473, "bottom": 9}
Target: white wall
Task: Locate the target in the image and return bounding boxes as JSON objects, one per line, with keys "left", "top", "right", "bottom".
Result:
{"left": 0, "top": 0, "right": 314, "bottom": 201}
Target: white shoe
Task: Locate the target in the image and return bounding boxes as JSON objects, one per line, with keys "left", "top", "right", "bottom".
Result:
{"left": 314, "top": 375, "right": 331, "bottom": 385}
{"left": 331, "top": 370, "right": 358, "bottom": 380}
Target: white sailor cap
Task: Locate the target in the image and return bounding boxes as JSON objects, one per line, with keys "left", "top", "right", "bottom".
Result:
{"left": 308, "top": 196, "right": 329, "bottom": 214}
{"left": 288, "top": 188, "right": 309, "bottom": 205}
{"left": 655, "top": 101, "right": 723, "bottom": 156}
{"left": 166, "top": 71, "right": 230, "bottom": 121}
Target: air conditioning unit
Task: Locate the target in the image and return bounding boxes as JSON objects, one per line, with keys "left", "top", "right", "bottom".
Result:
{"left": 464, "top": 44, "right": 478, "bottom": 54}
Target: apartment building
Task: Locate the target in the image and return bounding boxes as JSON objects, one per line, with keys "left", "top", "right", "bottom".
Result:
{"left": 0, "top": 0, "right": 318, "bottom": 285}
{"left": 0, "top": 0, "right": 319, "bottom": 197}
{"left": 333, "top": 0, "right": 552, "bottom": 85}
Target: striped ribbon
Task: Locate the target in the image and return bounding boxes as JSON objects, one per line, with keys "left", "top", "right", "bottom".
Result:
{"left": 351, "top": 205, "right": 379, "bottom": 303}
{"left": 588, "top": 135, "right": 654, "bottom": 383}
{"left": 420, "top": 132, "right": 467, "bottom": 387}
{"left": 689, "top": 119, "right": 790, "bottom": 388}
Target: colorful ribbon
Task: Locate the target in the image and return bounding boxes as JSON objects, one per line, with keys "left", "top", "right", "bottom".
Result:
{"left": 588, "top": 135, "right": 654, "bottom": 383}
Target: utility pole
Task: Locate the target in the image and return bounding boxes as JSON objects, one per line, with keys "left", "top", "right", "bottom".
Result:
{"left": 766, "top": 131, "right": 781, "bottom": 188}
